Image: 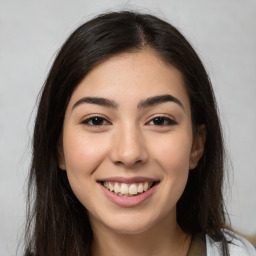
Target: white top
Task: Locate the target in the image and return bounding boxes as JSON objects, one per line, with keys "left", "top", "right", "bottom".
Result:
{"left": 206, "top": 230, "right": 256, "bottom": 256}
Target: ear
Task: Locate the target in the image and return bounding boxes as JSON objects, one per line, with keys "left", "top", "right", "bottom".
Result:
{"left": 58, "top": 141, "right": 66, "bottom": 171}
{"left": 189, "top": 125, "right": 206, "bottom": 170}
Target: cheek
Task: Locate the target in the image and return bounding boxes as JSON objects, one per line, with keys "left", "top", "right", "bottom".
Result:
{"left": 150, "top": 133, "right": 192, "bottom": 196}
{"left": 145, "top": 133, "right": 192, "bottom": 215}
{"left": 62, "top": 132, "right": 109, "bottom": 201}
{"left": 150, "top": 133, "right": 192, "bottom": 173}
{"left": 63, "top": 132, "right": 108, "bottom": 174}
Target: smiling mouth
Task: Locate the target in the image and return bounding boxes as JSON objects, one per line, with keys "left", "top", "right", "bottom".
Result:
{"left": 100, "top": 181, "right": 158, "bottom": 197}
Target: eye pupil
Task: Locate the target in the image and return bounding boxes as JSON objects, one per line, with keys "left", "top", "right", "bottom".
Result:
{"left": 92, "top": 117, "right": 104, "bottom": 125}
{"left": 153, "top": 117, "right": 165, "bottom": 125}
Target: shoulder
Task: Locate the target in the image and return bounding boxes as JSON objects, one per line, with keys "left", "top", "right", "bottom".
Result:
{"left": 206, "top": 229, "right": 256, "bottom": 256}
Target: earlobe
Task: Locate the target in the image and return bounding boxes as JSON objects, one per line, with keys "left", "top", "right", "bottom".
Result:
{"left": 59, "top": 160, "right": 66, "bottom": 171}
{"left": 58, "top": 146, "right": 66, "bottom": 171}
{"left": 189, "top": 125, "right": 206, "bottom": 170}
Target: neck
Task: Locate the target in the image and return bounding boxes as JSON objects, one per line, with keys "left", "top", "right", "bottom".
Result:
{"left": 90, "top": 216, "right": 191, "bottom": 256}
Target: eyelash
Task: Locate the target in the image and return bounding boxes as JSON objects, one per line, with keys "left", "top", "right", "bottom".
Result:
{"left": 81, "top": 115, "right": 177, "bottom": 127}
{"left": 146, "top": 116, "right": 177, "bottom": 126}
{"left": 81, "top": 115, "right": 111, "bottom": 126}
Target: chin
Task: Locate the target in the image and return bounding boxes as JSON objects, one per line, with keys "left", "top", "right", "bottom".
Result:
{"left": 100, "top": 212, "right": 160, "bottom": 235}
{"left": 108, "top": 223, "right": 153, "bottom": 235}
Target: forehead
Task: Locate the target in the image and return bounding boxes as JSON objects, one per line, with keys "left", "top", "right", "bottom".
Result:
{"left": 68, "top": 49, "right": 190, "bottom": 112}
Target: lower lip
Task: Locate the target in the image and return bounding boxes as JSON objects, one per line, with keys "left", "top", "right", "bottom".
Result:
{"left": 100, "top": 183, "right": 158, "bottom": 207}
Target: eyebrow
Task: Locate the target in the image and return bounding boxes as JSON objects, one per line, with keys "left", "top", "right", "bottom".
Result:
{"left": 72, "top": 97, "right": 118, "bottom": 110}
{"left": 138, "top": 94, "right": 184, "bottom": 110}
{"left": 72, "top": 94, "right": 184, "bottom": 111}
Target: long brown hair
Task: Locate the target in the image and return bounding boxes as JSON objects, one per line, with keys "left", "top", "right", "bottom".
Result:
{"left": 25, "top": 11, "right": 230, "bottom": 255}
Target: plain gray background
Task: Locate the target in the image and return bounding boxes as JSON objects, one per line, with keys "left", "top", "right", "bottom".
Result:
{"left": 0, "top": 0, "right": 255, "bottom": 255}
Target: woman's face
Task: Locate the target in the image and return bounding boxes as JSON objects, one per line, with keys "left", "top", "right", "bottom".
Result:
{"left": 59, "top": 49, "right": 204, "bottom": 235}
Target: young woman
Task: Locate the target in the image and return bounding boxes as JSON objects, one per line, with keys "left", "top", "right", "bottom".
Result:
{"left": 24, "top": 11, "right": 256, "bottom": 256}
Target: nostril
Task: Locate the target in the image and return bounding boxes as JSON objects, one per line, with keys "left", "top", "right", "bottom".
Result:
{"left": 109, "top": 138, "right": 149, "bottom": 167}
{"left": 114, "top": 159, "right": 144, "bottom": 167}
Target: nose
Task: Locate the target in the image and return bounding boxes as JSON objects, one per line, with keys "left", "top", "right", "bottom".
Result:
{"left": 109, "top": 124, "right": 148, "bottom": 167}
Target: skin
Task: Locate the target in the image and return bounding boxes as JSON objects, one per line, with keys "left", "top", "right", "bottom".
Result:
{"left": 59, "top": 48, "right": 205, "bottom": 256}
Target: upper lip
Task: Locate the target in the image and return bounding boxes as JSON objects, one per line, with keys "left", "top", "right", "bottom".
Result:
{"left": 98, "top": 176, "right": 159, "bottom": 183}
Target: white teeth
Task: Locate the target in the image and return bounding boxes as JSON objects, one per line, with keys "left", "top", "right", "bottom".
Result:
{"left": 109, "top": 183, "right": 114, "bottom": 191}
{"left": 129, "top": 184, "right": 137, "bottom": 195}
{"left": 114, "top": 183, "right": 120, "bottom": 193}
{"left": 143, "top": 182, "right": 149, "bottom": 191}
{"left": 104, "top": 181, "right": 109, "bottom": 189}
{"left": 120, "top": 183, "right": 129, "bottom": 194}
{"left": 103, "top": 181, "right": 153, "bottom": 196}
{"left": 138, "top": 183, "right": 144, "bottom": 193}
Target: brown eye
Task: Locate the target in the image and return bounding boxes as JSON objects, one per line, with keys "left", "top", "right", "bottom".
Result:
{"left": 82, "top": 116, "right": 110, "bottom": 126}
{"left": 148, "top": 116, "right": 177, "bottom": 126}
{"left": 152, "top": 117, "right": 165, "bottom": 125}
